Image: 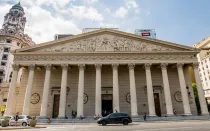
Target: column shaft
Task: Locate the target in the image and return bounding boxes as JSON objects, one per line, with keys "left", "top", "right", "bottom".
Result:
{"left": 22, "top": 64, "right": 35, "bottom": 115}
{"left": 58, "top": 64, "right": 68, "bottom": 118}
{"left": 145, "top": 63, "right": 156, "bottom": 116}
{"left": 40, "top": 64, "right": 52, "bottom": 117}
{"left": 128, "top": 64, "right": 138, "bottom": 116}
{"left": 161, "top": 63, "right": 173, "bottom": 116}
{"left": 193, "top": 63, "right": 209, "bottom": 115}
{"left": 177, "top": 63, "right": 191, "bottom": 115}
{"left": 4, "top": 64, "right": 20, "bottom": 116}
{"left": 112, "top": 64, "right": 120, "bottom": 113}
{"left": 95, "top": 64, "right": 102, "bottom": 116}
{"left": 77, "top": 64, "right": 85, "bottom": 117}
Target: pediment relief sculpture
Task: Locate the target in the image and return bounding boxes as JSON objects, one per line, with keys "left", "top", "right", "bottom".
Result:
{"left": 36, "top": 35, "right": 180, "bottom": 52}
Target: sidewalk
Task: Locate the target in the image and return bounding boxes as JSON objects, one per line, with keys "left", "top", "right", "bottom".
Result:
{"left": 0, "top": 126, "right": 46, "bottom": 130}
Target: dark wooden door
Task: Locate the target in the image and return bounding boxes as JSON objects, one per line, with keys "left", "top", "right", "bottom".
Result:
{"left": 154, "top": 93, "right": 161, "bottom": 117}
{"left": 52, "top": 94, "right": 60, "bottom": 118}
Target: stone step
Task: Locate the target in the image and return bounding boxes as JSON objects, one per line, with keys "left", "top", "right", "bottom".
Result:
{"left": 37, "top": 115, "right": 210, "bottom": 124}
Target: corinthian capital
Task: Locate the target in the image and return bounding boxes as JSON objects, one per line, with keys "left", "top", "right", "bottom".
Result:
{"left": 78, "top": 64, "right": 86, "bottom": 70}
{"left": 12, "top": 64, "right": 20, "bottom": 71}
{"left": 45, "top": 64, "right": 52, "bottom": 70}
{"left": 161, "top": 63, "right": 168, "bottom": 69}
{"left": 128, "top": 63, "right": 135, "bottom": 70}
{"left": 28, "top": 64, "right": 35, "bottom": 70}
{"left": 95, "top": 64, "right": 102, "bottom": 70}
{"left": 112, "top": 64, "right": 119, "bottom": 70}
{"left": 144, "top": 63, "right": 152, "bottom": 70}
{"left": 61, "top": 64, "right": 69, "bottom": 70}
{"left": 177, "top": 63, "right": 184, "bottom": 69}
{"left": 193, "top": 62, "right": 199, "bottom": 69}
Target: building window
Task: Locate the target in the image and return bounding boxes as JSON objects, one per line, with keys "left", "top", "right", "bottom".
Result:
{"left": 2, "top": 55, "right": 8, "bottom": 60}
{"left": 17, "top": 42, "right": 20, "bottom": 46}
{"left": 0, "top": 79, "right": 2, "bottom": 83}
{"left": 10, "top": 72, "right": 12, "bottom": 77}
{"left": 1, "top": 62, "right": 6, "bottom": 66}
{"left": 6, "top": 39, "right": 11, "bottom": 43}
{"left": 0, "top": 71, "right": 4, "bottom": 75}
{"left": 3, "top": 48, "right": 10, "bottom": 52}
{"left": 9, "top": 79, "right": 11, "bottom": 82}
{"left": 3, "top": 99, "right": 7, "bottom": 102}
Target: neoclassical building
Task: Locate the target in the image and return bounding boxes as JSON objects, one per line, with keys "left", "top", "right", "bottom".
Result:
{"left": 4, "top": 29, "right": 209, "bottom": 118}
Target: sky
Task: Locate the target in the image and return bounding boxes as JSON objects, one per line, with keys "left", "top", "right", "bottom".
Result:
{"left": 0, "top": 0, "right": 210, "bottom": 46}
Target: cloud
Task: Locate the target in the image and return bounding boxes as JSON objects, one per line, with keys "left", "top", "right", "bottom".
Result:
{"left": 68, "top": 5, "right": 104, "bottom": 21}
{"left": 99, "top": 23, "right": 119, "bottom": 28}
{"left": 24, "top": 6, "right": 81, "bottom": 44}
{"left": 84, "top": 0, "right": 99, "bottom": 5}
{"left": 115, "top": 7, "right": 128, "bottom": 18}
{"left": 124, "top": 0, "right": 138, "bottom": 9}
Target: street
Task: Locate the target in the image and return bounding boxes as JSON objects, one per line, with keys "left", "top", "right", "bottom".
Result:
{"left": 13, "top": 120, "right": 210, "bottom": 131}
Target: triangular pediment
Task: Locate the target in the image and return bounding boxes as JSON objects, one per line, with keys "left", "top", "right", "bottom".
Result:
{"left": 16, "top": 29, "right": 197, "bottom": 53}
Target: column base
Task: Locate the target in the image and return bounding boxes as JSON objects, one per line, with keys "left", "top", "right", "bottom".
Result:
{"left": 131, "top": 114, "right": 139, "bottom": 118}
{"left": 166, "top": 114, "right": 174, "bottom": 117}
{"left": 38, "top": 116, "right": 49, "bottom": 119}
{"left": 182, "top": 113, "right": 192, "bottom": 116}
{"left": 201, "top": 113, "right": 210, "bottom": 116}
{"left": 148, "top": 114, "right": 157, "bottom": 117}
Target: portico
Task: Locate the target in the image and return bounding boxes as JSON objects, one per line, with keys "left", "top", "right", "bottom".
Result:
{"left": 4, "top": 29, "right": 209, "bottom": 118}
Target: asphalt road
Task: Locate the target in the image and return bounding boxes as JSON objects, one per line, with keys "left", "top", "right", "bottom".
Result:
{"left": 11, "top": 120, "right": 210, "bottom": 131}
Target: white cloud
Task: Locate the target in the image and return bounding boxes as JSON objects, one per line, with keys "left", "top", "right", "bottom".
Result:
{"left": 23, "top": 6, "right": 80, "bottom": 44}
{"left": 84, "top": 0, "right": 99, "bottom": 5}
{"left": 99, "top": 23, "right": 119, "bottom": 28}
{"left": 124, "top": 0, "right": 138, "bottom": 9}
{"left": 0, "top": 4, "right": 11, "bottom": 26}
{"left": 115, "top": 7, "right": 128, "bottom": 18}
{"left": 68, "top": 6, "right": 104, "bottom": 21}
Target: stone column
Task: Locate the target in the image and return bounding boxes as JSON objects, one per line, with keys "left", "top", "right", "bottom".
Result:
{"left": 22, "top": 64, "right": 35, "bottom": 115}
{"left": 58, "top": 64, "right": 69, "bottom": 118}
{"left": 95, "top": 64, "right": 102, "bottom": 116}
{"left": 145, "top": 63, "right": 156, "bottom": 116}
{"left": 161, "top": 63, "right": 173, "bottom": 116}
{"left": 128, "top": 63, "right": 138, "bottom": 116}
{"left": 193, "top": 63, "right": 209, "bottom": 115}
{"left": 177, "top": 63, "right": 191, "bottom": 115}
{"left": 112, "top": 64, "right": 120, "bottom": 113}
{"left": 40, "top": 64, "right": 52, "bottom": 117}
{"left": 77, "top": 64, "right": 85, "bottom": 117}
{"left": 4, "top": 64, "right": 20, "bottom": 116}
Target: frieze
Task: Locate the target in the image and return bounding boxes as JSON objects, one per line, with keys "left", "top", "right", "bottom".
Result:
{"left": 14, "top": 54, "right": 195, "bottom": 61}
{"left": 36, "top": 35, "right": 180, "bottom": 52}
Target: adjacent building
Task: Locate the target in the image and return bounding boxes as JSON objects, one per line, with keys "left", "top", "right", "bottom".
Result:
{"left": 193, "top": 37, "right": 210, "bottom": 103}
{"left": 0, "top": 2, "right": 34, "bottom": 106}
{"left": 4, "top": 29, "right": 208, "bottom": 118}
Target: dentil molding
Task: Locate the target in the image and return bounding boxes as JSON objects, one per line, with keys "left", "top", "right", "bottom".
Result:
{"left": 14, "top": 54, "right": 195, "bottom": 61}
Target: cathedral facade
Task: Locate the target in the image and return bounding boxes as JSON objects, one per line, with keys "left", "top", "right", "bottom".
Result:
{"left": 4, "top": 29, "right": 209, "bottom": 118}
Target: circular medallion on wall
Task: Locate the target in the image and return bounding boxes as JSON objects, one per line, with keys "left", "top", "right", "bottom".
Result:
{"left": 174, "top": 91, "right": 182, "bottom": 102}
{"left": 126, "top": 93, "right": 131, "bottom": 104}
{"left": 84, "top": 93, "right": 88, "bottom": 104}
{"left": 31, "top": 93, "right": 40, "bottom": 104}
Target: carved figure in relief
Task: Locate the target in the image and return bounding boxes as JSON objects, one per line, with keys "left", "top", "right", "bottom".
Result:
{"left": 39, "top": 35, "right": 177, "bottom": 52}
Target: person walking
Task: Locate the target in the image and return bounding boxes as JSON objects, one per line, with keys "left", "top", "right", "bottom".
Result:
{"left": 15, "top": 112, "right": 19, "bottom": 126}
{"left": 143, "top": 113, "right": 147, "bottom": 121}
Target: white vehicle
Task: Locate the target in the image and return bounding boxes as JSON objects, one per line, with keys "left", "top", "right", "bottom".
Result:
{"left": 9, "top": 115, "right": 32, "bottom": 126}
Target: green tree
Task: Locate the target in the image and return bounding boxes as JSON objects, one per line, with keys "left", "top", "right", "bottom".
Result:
{"left": 192, "top": 83, "right": 201, "bottom": 115}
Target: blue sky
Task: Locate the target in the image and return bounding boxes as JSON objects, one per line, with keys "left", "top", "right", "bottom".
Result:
{"left": 0, "top": 0, "right": 210, "bottom": 46}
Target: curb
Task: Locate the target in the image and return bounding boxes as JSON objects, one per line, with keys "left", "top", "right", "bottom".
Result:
{"left": 0, "top": 126, "right": 47, "bottom": 130}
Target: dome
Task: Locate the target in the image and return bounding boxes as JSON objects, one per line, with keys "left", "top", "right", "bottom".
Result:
{"left": 12, "top": 2, "right": 24, "bottom": 11}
